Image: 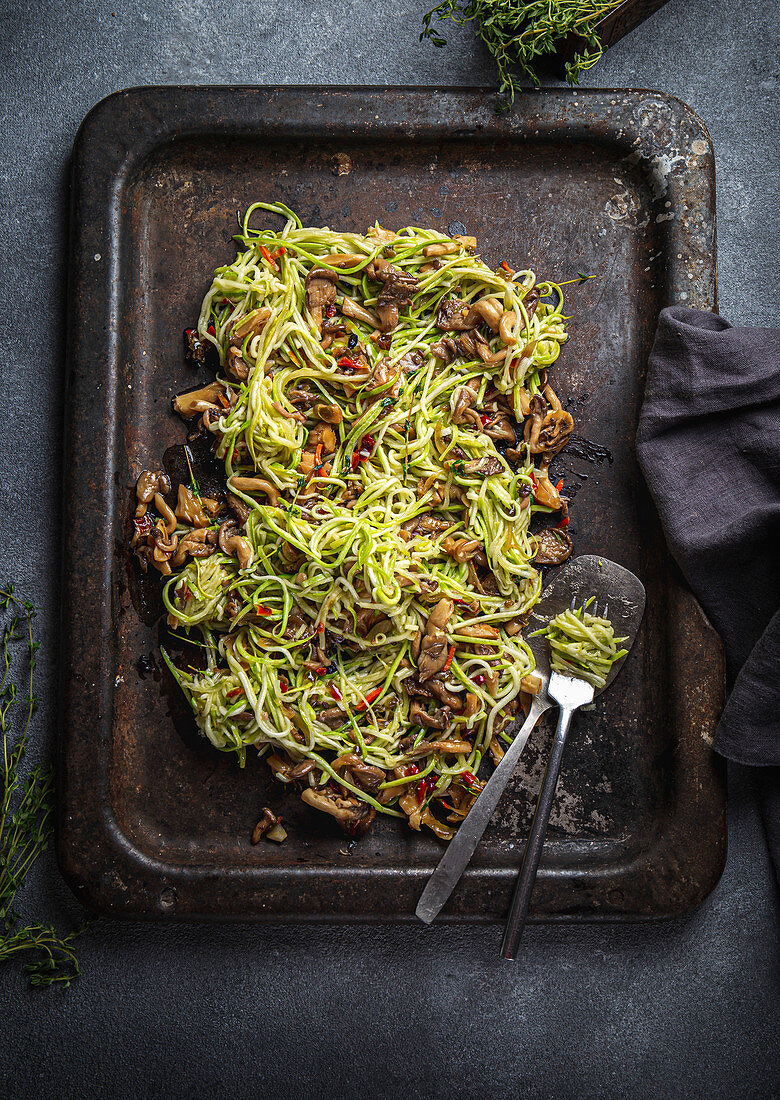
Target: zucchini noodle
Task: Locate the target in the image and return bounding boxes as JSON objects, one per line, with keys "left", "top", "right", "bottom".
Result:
{"left": 135, "top": 203, "right": 576, "bottom": 841}
{"left": 531, "top": 599, "right": 628, "bottom": 689}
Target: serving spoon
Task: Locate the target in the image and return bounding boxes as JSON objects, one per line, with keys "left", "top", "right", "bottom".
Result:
{"left": 415, "top": 555, "right": 645, "bottom": 927}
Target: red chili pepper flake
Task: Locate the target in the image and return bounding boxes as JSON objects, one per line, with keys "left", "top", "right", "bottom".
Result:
{"left": 500, "top": 260, "right": 512, "bottom": 273}
{"left": 556, "top": 478, "right": 564, "bottom": 492}
{"left": 480, "top": 413, "right": 493, "bottom": 427}
{"left": 556, "top": 516, "right": 570, "bottom": 528}
{"left": 315, "top": 665, "right": 327, "bottom": 677}
{"left": 462, "top": 771, "right": 479, "bottom": 788}
{"left": 271, "top": 246, "right": 287, "bottom": 259}
{"left": 133, "top": 514, "right": 153, "bottom": 538}
{"left": 313, "top": 443, "right": 324, "bottom": 468}
{"left": 324, "top": 304, "right": 337, "bottom": 318}
{"left": 207, "top": 322, "right": 216, "bottom": 336}
{"left": 259, "top": 245, "right": 279, "bottom": 271}
{"left": 254, "top": 604, "right": 272, "bottom": 616}
{"left": 279, "top": 679, "right": 289, "bottom": 693}
{"left": 226, "top": 687, "right": 242, "bottom": 699}
{"left": 529, "top": 471, "right": 538, "bottom": 491}
{"left": 329, "top": 684, "right": 343, "bottom": 702}
{"left": 316, "top": 623, "right": 325, "bottom": 635}
{"left": 443, "top": 645, "right": 456, "bottom": 673}
{"left": 416, "top": 779, "right": 427, "bottom": 805}
{"left": 403, "top": 764, "right": 420, "bottom": 778}
{"left": 220, "top": 298, "right": 232, "bottom": 307}
{"left": 356, "top": 686, "right": 382, "bottom": 712}
{"left": 472, "top": 673, "right": 486, "bottom": 685}
{"left": 337, "top": 355, "right": 361, "bottom": 372}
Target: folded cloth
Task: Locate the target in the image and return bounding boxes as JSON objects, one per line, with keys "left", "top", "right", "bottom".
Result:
{"left": 636, "top": 306, "right": 780, "bottom": 871}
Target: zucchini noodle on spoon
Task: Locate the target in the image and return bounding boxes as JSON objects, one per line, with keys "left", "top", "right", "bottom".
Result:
{"left": 131, "top": 202, "right": 579, "bottom": 841}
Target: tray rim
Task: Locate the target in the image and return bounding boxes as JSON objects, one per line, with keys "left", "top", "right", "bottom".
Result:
{"left": 59, "top": 84, "right": 726, "bottom": 922}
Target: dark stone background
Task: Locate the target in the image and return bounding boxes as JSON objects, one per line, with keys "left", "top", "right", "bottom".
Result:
{"left": 1, "top": 1, "right": 778, "bottom": 1097}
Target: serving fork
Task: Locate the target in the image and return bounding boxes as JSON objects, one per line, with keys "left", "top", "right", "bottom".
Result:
{"left": 415, "top": 555, "right": 645, "bottom": 930}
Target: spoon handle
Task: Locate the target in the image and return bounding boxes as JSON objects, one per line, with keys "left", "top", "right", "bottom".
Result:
{"left": 500, "top": 704, "right": 574, "bottom": 959}
{"left": 415, "top": 696, "right": 548, "bottom": 925}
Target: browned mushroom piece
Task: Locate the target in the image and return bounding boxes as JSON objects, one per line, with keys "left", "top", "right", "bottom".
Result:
{"left": 482, "top": 413, "right": 517, "bottom": 443}
{"left": 231, "top": 307, "right": 272, "bottom": 344}
{"left": 533, "top": 527, "right": 574, "bottom": 565}
{"left": 435, "top": 297, "right": 473, "bottom": 331}
{"left": 462, "top": 455, "right": 504, "bottom": 477}
{"left": 520, "top": 287, "right": 540, "bottom": 324}
{"left": 307, "top": 422, "right": 337, "bottom": 454}
{"left": 416, "top": 597, "right": 454, "bottom": 681}
{"left": 464, "top": 297, "right": 503, "bottom": 333}
{"left": 304, "top": 268, "right": 339, "bottom": 330}
{"left": 170, "top": 527, "right": 218, "bottom": 568}
{"left": 175, "top": 484, "right": 216, "bottom": 528}
{"left": 251, "top": 806, "right": 280, "bottom": 844}
{"left": 441, "top": 536, "right": 483, "bottom": 564}
{"left": 373, "top": 264, "right": 419, "bottom": 333}
{"left": 173, "top": 381, "right": 229, "bottom": 420}
{"left": 404, "top": 738, "right": 472, "bottom": 759}
{"left": 426, "top": 675, "right": 464, "bottom": 710}
{"left": 225, "top": 345, "right": 250, "bottom": 381}
{"left": 135, "top": 470, "right": 171, "bottom": 516}
{"left": 531, "top": 468, "right": 564, "bottom": 510}
{"left": 313, "top": 402, "right": 343, "bottom": 425}
{"left": 430, "top": 336, "right": 459, "bottom": 363}
{"left": 340, "top": 294, "right": 380, "bottom": 327}
{"left": 227, "top": 476, "right": 281, "bottom": 507}
{"left": 286, "top": 385, "right": 319, "bottom": 408}
{"left": 300, "top": 787, "right": 376, "bottom": 836}
{"left": 332, "top": 753, "right": 386, "bottom": 792}
{"left": 537, "top": 409, "right": 574, "bottom": 460}
{"left": 218, "top": 520, "right": 252, "bottom": 569}
{"left": 409, "top": 700, "right": 452, "bottom": 730}
{"left": 451, "top": 386, "right": 479, "bottom": 425}
{"left": 225, "top": 492, "right": 251, "bottom": 526}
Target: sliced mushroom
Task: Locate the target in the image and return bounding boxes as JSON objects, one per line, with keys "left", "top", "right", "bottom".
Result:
{"left": 332, "top": 753, "right": 386, "bottom": 791}
{"left": 173, "top": 381, "right": 229, "bottom": 419}
{"left": 533, "top": 527, "right": 573, "bottom": 565}
{"left": 409, "top": 700, "right": 452, "bottom": 730}
{"left": 305, "top": 268, "right": 339, "bottom": 330}
{"left": 462, "top": 456, "right": 504, "bottom": 477}
{"left": 482, "top": 413, "right": 517, "bottom": 443}
{"left": 426, "top": 675, "right": 463, "bottom": 710}
{"left": 340, "top": 294, "right": 379, "bottom": 327}
{"left": 430, "top": 336, "right": 459, "bottom": 363}
{"left": 231, "top": 307, "right": 272, "bottom": 344}
{"left": 416, "top": 597, "right": 454, "bottom": 681}
{"left": 313, "top": 403, "right": 343, "bottom": 425}
{"left": 170, "top": 526, "right": 218, "bottom": 568}
{"left": 451, "top": 386, "right": 478, "bottom": 425}
{"left": 464, "top": 297, "right": 503, "bottom": 333}
{"left": 251, "top": 807, "right": 280, "bottom": 844}
{"left": 175, "top": 484, "right": 217, "bottom": 528}
{"left": 403, "top": 738, "right": 472, "bottom": 759}
{"left": 227, "top": 476, "right": 281, "bottom": 507}
{"left": 225, "top": 345, "right": 250, "bottom": 381}
{"left": 442, "top": 536, "right": 483, "bottom": 563}
{"left": 374, "top": 265, "right": 419, "bottom": 333}
{"left": 536, "top": 410, "right": 574, "bottom": 460}
{"left": 135, "top": 470, "right": 171, "bottom": 516}
{"left": 301, "top": 787, "right": 376, "bottom": 836}
{"left": 307, "top": 422, "right": 337, "bottom": 454}
{"left": 435, "top": 297, "right": 473, "bottom": 331}
{"left": 218, "top": 520, "right": 252, "bottom": 569}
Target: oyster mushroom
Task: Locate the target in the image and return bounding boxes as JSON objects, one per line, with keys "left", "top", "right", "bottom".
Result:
{"left": 301, "top": 787, "right": 376, "bottom": 836}
{"left": 533, "top": 527, "right": 574, "bottom": 565}
{"left": 218, "top": 520, "right": 252, "bottom": 569}
{"left": 227, "top": 476, "right": 281, "bottom": 507}
{"left": 305, "top": 268, "right": 339, "bottom": 330}
{"left": 175, "top": 484, "right": 218, "bottom": 528}
{"left": 173, "top": 381, "right": 229, "bottom": 420}
{"left": 135, "top": 469, "right": 171, "bottom": 517}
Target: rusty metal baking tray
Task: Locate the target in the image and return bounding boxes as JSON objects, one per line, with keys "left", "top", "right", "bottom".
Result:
{"left": 59, "top": 86, "right": 726, "bottom": 921}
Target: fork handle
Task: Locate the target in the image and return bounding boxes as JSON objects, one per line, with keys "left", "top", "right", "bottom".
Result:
{"left": 500, "top": 705, "right": 574, "bottom": 959}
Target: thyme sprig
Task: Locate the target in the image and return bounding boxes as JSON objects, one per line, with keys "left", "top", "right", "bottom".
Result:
{"left": 0, "top": 585, "right": 85, "bottom": 988}
{"left": 421, "top": 0, "right": 624, "bottom": 99}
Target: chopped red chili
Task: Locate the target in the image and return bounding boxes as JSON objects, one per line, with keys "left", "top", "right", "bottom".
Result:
{"left": 271, "top": 246, "right": 286, "bottom": 259}
{"left": 207, "top": 322, "right": 216, "bottom": 336}
{"left": 259, "top": 245, "right": 279, "bottom": 271}
{"left": 324, "top": 303, "right": 337, "bottom": 318}
{"left": 254, "top": 604, "right": 272, "bottom": 616}
{"left": 416, "top": 779, "right": 427, "bottom": 805}
{"left": 556, "top": 516, "right": 570, "bottom": 528}
{"left": 279, "top": 679, "right": 289, "bottom": 693}
{"left": 226, "top": 687, "right": 242, "bottom": 699}
{"left": 556, "top": 478, "right": 564, "bottom": 492}
{"left": 315, "top": 665, "right": 327, "bottom": 676}
{"left": 500, "top": 260, "right": 512, "bottom": 273}
{"left": 462, "top": 771, "right": 479, "bottom": 788}
{"left": 443, "top": 645, "right": 456, "bottom": 673}
{"left": 480, "top": 413, "right": 493, "bottom": 426}
{"left": 337, "top": 355, "right": 361, "bottom": 372}
{"left": 403, "top": 764, "right": 420, "bottom": 778}
{"left": 316, "top": 623, "right": 325, "bottom": 635}
{"left": 356, "top": 687, "right": 382, "bottom": 712}
{"left": 472, "top": 673, "right": 486, "bottom": 685}
{"left": 329, "top": 684, "right": 343, "bottom": 702}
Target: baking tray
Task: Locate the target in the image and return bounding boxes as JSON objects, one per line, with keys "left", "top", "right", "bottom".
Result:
{"left": 59, "top": 86, "right": 726, "bottom": 920}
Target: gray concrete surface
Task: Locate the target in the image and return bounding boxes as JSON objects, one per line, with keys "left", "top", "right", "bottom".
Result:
{"left": 0, "top": 0, "right": 778, "bottom": 1097}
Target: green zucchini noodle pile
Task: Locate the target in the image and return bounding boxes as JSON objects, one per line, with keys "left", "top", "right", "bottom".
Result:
{"left": 131, "top": 201, "right": 579, "bottom": 841}
{"left": 531, "top": 599, "right": 628, "bottom": 689}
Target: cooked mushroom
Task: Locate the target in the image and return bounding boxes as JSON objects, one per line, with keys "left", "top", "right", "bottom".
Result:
{"left": 465, "top": 297, "right": 503, "bottom": 333}
{"left": 231, "top": 307, "right": 272, "bottom": 344}
{"left": 305, "top": 268, "right": 339, "bottom": 329}
{"left": 225, "top": 345, "right": 250, "bottom": 381}
{"left": 173, "top": 381, "right": 229, "bottom": 420}
{"left": 451, "top": 386, "right": 478, "bottom": 425}
{"left": 435, "top": 297, "right": 473, "bottom": 331}
{"left": 442, "top": 536, "right": 483, "bottom": 563}
{"left": 430, "top": 336, "right": 459, "bottom": 363}
{"left": 536, "top": 410, "right": 574, "bottom": 460}
{"left": 482, "top": 413, "right": 517, "bottom": 443}
{"left": 426, "top": 675, "right": 464, "bottom": 710}
{"left": 313, "top": 403, "right": 343, "bottom": 425}
{"left": 307, "top": 422, "right": 337, "bottom": 454}
{"left": 531, "top": 469, "right": 563, "bottom": 510}
{"left": 175, "top": 484, "right": 217, "bottom": 528}
{"left": 462, "top": 456, "right": 504, "bottom": 477}
{"left": 332, "top": 753, "right": 386, "bottom": 791}
{"left": 403, "top": 738, "right": 472, "bottom": 759}
{"left": 218, "top": 520, "right": 252, "bottom": 569}
{"left": 533, "top": 527, "right": 574, "bottom": 565}
{"left": 170, "top": 526, "right": 218, "bottom": 568}
{"left": 135, "top": 469, "right": 171, "bottom": 516}
{"left": 251, "top": 807, "right": 281, "bottom": 844}
{"left": 416, "top": 597, "right": 453, "bottom": 681}
{"left": 340, "top": 294, "right": 380, "bottom": 327}
{"left": 301, "top": 787, "right": 376, "bottom": 836}
{"left": 227, "top": 476, "right": 281, "bottom": 507}
{"left": 409, "top": 700, "right": 452, "bottom": 730}
{"left": 373, "top": 264, "right": 419, "bottom": 333}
